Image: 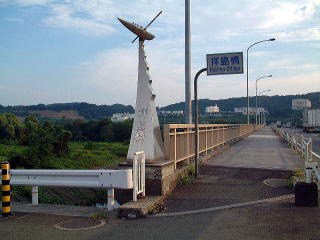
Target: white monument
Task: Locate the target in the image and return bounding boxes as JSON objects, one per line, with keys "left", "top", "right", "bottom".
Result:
{"left": 118, "top": 14, "right": 166, "bottom": 164}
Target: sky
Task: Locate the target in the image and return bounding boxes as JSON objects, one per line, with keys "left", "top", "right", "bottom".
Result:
{"left": 0, "top": 0, "right": 319, "bottom": 107}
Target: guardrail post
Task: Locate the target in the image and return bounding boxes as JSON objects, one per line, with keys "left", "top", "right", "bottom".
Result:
{"left": 2, "top": 162, "right": 11, "bottom": 217}
{"left": 32, "top": 186, "right": 39, "bottom": 205}
{"left": 306, "top": 167, "right": 313, "bottom": 184}
{"left": 133, "top": 156, "right": 138, "bottom": 202}
{"left": 133, "top": 151, "right": 145, "bottom": 202}
{"left": 107, "top": 188, "right": 115, "bottom": 211}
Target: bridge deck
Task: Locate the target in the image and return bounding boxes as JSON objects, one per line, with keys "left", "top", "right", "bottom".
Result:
{"left": 205, "top": 127, "right": 303, "bottom": 170}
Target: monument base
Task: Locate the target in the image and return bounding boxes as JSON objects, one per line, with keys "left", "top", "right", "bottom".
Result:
{"left": 119, "top": 160, "right": 191, "bottom": 196}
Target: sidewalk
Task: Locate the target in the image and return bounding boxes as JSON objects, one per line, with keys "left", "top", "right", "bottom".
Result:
{"left": 205, "top": 127, "right": 303, "bottom": 170}
{"left": 163, "top": 127, "right": 306, "bottom": 213}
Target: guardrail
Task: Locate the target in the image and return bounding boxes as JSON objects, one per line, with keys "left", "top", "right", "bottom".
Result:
{"left": 163, "top": 124, "right": 258, "bottom": 169}
{"left": 272, "top": 127, "right": 320, "bottom": 186}
{"left": 1, "top": 151, "right": 146, "bottom": 210}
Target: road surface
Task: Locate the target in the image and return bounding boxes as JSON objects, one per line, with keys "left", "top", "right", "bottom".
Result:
{"left": 205, "top": 127, "right": 304, "bottom": 170}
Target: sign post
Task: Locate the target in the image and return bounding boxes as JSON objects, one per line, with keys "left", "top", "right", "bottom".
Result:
{"left": 194, "top": 52, "right": 243, "bottom": 177}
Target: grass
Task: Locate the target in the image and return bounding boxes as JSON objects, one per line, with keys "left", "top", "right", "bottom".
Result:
{"left": 0, "top": 144, "right": 26, "bottom": 160}
{"left": 288, "top": 168, "right": 305, "bottom": 188}
{"left": 178, "top": 165, "right": 196, "bottom": 185}
{"left": 0, "top": 141, "right": 128, "bottom": 170}
{"left": 49, "top": 142, "right": 128, "bottom": 169}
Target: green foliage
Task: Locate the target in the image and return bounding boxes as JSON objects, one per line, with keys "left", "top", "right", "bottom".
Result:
{"left": 1, "top": 115, "right": 72, "bottom": 168}
{"left": 187, "top": 165, "right": 195, "bottom": 176}
{"left": 65, "top": 118, "right": 132, "bottom": 143}
{"left": 49, "top": 142, "right": 128, "bottom": 169}
{"left": 0, "top": 113, "right": 24, "bottom": 143}
{"left": 91, "top": 212, "right": 108, "bottom": 220}
{"left": 179, "top": 174, "right": 192, "bottom": 185}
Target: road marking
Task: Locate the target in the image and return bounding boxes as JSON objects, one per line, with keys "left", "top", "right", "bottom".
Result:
{"left": 311, "top": 134, "right": 318, "bottom": 137}
{"left": 151, "top": 194, "right": 294, "bottom": 218}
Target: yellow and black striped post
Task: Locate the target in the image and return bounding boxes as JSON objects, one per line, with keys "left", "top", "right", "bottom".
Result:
{"left": 2, "top": 162, "right": 11, "bottom": 217}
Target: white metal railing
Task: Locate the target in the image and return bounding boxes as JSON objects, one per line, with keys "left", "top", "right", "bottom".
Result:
{"left": 1, "top": 151, "right": 146, "bottom": 210}
{"left": 132, "top": 151, "right": 145, "bottom": 202}
{"left": 272, "top": 127, "right": 320, "bottom": 187}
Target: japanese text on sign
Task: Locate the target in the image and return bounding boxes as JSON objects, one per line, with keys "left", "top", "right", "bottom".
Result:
{"left": 206, "top": 52, "right": 243, "bottom": 75}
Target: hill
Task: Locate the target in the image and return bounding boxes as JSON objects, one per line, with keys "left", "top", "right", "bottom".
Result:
{"left": 0, "top": 102, "right": 134, "bottom": 120}
{"left": 160, "top": 92, "right": 320, "bottom": 123}
{"left": 0, "top": 92, "right": 319, "bottom": 123}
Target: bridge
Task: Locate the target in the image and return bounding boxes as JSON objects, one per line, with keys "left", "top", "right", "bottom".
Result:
{"left": 2, "top": 124, "right": 318, "bottom": 206}
{"left": 1, "top": 125, "right": 320, "bottom": 240}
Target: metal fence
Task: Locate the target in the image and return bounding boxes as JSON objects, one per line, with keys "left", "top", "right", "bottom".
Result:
{"left": 163, "top": 124, "right": 258, "bottom": 169}
{"left": 272, "top": 127, "right": 320, "bottom": 186}
{"left": 2, "top": 151, "right": 146, "bottom": 210}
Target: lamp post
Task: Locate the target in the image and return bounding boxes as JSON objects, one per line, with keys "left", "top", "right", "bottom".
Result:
{"left": 256, "top": 75, "right": 272, "bottom": 125}
{"left": 259, "top": 89, "right": 271, "bottom": 125}
{"left": 246, "top": 38, "right": 275, "bottom": 125}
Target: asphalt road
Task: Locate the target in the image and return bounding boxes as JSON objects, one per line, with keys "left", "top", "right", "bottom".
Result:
{"left": 1, "top": 203, "right": 320, "bottom": 240}
{"left": 280, "top": 127, "right": 320, "bottom": 156}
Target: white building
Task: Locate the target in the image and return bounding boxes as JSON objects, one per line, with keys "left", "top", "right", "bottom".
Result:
{"left": 292, "top": 99, "right": 311, "bottom": 110}
{"left": 205, "top": 104, "right": 220, "bottom": 113}
{"left": 111, "top": 113, "right": 134, "bottom": 122}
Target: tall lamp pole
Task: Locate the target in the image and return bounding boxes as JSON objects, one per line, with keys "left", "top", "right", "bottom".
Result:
{"left": 256, "top": 75, "right": 272, "bottom": 125}
{"left": 259, "top": 89, "right": 271, "bottom": 125}
{"left": 185, "top": 0, "right": 192, "bottom": 123}
{"left": 246, "top": 38, "right": 275, "bottom": 125}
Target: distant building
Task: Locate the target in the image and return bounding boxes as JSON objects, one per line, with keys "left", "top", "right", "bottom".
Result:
{"left": 292, "top": 99, "right": 311, "bottom": 110}
{"left": 205, "top": 104, "right": 220, "bottom": 113}
{"left": 111, "top": 113, "right": 134, "bottom": 122}
{"left": 234, "top": 107, "right": 266, "bottom": 115}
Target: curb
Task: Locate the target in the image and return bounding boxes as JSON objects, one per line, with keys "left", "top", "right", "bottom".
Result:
{"left": 149, "top": 194, "right": 294, "bottom": 218}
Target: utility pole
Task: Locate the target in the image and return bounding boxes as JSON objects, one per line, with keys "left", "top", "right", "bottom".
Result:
{"left": 185, "top": 0, "right": 192, "bottom": 123}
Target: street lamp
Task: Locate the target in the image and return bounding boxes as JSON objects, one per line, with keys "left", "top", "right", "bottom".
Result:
{"left": 259, "top": 89, "right": 271, "bottom": 125}
{"left": 256, "top": 75, "right": 272, "bottom": 125}
{"left": 246, "top": 38, "right": 275, "bottom": 125}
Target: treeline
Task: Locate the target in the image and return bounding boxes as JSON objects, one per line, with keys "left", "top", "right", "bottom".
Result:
{"left": 0, "top": 113, "right": 72, "bottom": 168}
{"left": 64, "top": 119, "right": 132, "bottom": 143}
{"left": 0, "top": 113, "right": 133, "bottom": 168}
{"left": 0, "top": 102, "right": 134, "bottom": 120}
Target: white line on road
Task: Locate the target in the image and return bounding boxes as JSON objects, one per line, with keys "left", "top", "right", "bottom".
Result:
{"left": 151, "top": 194, "right": 294, "bottom": 218}
{"left": 311, "top": 134, "right": 318, "bottom": 137}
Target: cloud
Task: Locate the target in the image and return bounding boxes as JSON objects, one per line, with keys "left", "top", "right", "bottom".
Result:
{"left": 258, "top": 71, "right": 320, "bottom": 96}
{"left": 258, "top": 1, "right": 320, "bottom": 29}
{"left": 273, "top": 27, "right": 320, "bottom": 42}
{"left": 0, "top": 0, "right": 50, "bottom": 6}
{"left": 44, "top": 4, "right": 115, "bottom": 36}
{"left": 268, "top": 59, "right": 319, "bottom": 70}
{"left": 77, "top": 41, "right": 186, "bottom": 106}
